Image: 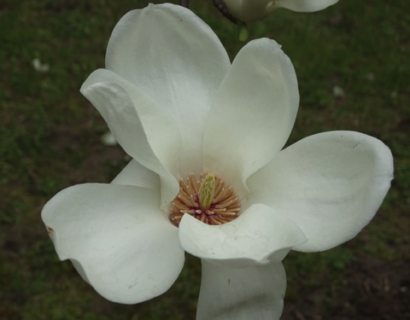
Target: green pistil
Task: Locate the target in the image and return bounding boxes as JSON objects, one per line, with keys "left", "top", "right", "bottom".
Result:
{"left": 198, "top": 174, "right": 215, "bottom": 209}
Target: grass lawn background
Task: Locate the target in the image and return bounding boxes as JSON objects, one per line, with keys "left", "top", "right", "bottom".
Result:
{"left": 1, "top": 0, "right": 409, "bottom": 319}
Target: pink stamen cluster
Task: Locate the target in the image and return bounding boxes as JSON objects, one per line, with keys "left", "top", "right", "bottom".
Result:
{"left": 169, "top": 173, "right": 240, "bottom": 227}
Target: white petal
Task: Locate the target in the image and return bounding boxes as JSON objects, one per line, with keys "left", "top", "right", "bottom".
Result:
{"left": 179, "top": 204, "right": 306, "bottom": 267}
{"left": 81, "top": 69, "right": 180, "bottom": 207}
{"left": 203, "top": 39, "right": 299, "bottom": 197}
{"left": 248, "top": 131, "right": 393, "bottom": 252}
{"left": 112, "top": 159, "right": 159, "bottom": 192}
{"left": 276, "top": 0, "right": 339, "bottom": 12}
{"left": 197, "top": 260, "right": 286, "bottom": 320}
{"left": 101, "top": 131, "right": 118, "bottom": 146}
{"left": 41, "top": 183, "right": 184, "bottom": 304}
{"left": 106, "top": 4, "right": 230, "bottom": 175}
{"left": 32, "top": 58, "right": 50, "bottom": 72}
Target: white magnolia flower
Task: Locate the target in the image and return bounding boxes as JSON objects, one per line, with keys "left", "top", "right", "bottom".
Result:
{"left": 41, "top": 4, "right": 393, "bottom": 320}
{"left": 219, "top": 0, "right": 339, "bottom": 23}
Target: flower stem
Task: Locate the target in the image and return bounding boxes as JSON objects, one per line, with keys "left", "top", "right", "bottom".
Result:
{"left": 239, "top": 25, "right": 249, "bottom": 42}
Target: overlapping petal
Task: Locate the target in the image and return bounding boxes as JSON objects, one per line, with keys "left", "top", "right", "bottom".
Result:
{"left": 276, "top": 0, "right": 339, "bottom": 12}
{"left": 247, "top": 131, "right": 393, "bottom": 252}
{"left": 197, "top": 260, "right": 286, "bottom": 320}
{"left": 203, "top": 38, "right": 299, "bottom": 197}
{"left": 112, "top": 159, "right": 160, "bottom": 192}
{"left": 41, "top": 183, "right": 184, "bottom": 304}
{"left": 179, "top": 204, "right": 306, "bottom": 267}
{"left": 81, "top": 69, "right": 180, "bottom": 206}
{"left": 111, "top": 159, "right": 161, "bottom": 194}
{"left": 106, "top": 4, "right": 230, "bottom": 175}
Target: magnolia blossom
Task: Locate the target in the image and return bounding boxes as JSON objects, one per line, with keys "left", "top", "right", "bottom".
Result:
{"left": 218, "top": 0, "right": 339, "bottom": 23}
{"left": 42, "top": 4, "right": 393, "bottom": 320}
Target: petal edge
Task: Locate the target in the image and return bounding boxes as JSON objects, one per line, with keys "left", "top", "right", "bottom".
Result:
{"left": 248, "top": 131, "right": 393, "bottom": 252}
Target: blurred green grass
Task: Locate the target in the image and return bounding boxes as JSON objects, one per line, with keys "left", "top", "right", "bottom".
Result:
{"left": 1, "top": 0, "right": 409, "bottom": 319}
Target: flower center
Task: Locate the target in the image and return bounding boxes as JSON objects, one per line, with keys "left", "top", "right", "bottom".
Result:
{"left": 169, "top": 173, "right": 240, "bottom": 227}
